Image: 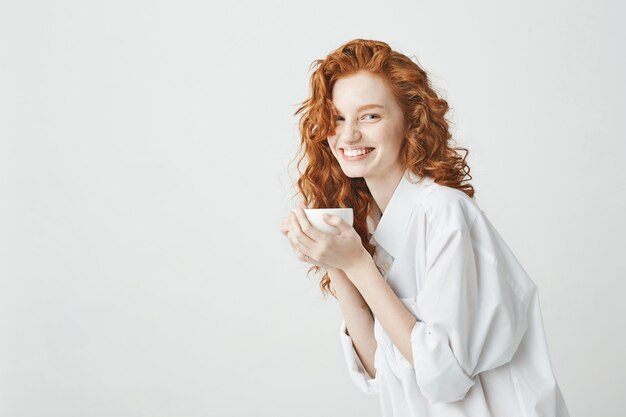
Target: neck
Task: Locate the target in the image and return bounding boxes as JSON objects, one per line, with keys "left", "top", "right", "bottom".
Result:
{"left": 365, "top": 165, "right": 405, "bottom": 217}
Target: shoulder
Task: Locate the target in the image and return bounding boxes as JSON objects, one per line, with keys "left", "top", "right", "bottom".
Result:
{"left": 418, "top": 182, "right": 480, "bottom": 235}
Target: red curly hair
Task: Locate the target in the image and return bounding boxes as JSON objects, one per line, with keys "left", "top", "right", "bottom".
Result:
{"left": 291, "top": 39, "right": 475, "bottom": 299}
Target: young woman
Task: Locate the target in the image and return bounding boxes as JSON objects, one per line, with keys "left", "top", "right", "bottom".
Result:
{"left": 280, "top": 39, "right": 570, "bottom": 417}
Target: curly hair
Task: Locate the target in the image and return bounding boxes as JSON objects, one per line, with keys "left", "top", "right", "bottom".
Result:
{"left": 291, "top": 39, "right": 475, "bottom": 299}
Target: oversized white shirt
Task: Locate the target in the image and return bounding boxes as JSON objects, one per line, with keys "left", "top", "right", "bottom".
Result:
{"left": 339, "top": 169, "right": 570, "bottom": 417}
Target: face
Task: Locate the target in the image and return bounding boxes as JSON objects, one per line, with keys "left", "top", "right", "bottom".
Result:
{"left": 326, "top": 70, "right": 407, "bottom": 181}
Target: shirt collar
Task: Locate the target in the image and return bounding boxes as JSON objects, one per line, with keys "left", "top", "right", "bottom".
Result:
{"left": 370, "top": 169, "right": 435, "bottom": 259}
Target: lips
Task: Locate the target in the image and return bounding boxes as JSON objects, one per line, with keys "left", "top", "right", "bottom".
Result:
{"left": 340, "top": 147, "right": 375, "bottom": 160}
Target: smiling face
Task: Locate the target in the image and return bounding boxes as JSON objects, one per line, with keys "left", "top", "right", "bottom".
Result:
{"left": 326, "top": 70, "right": 408, "bottom": 182}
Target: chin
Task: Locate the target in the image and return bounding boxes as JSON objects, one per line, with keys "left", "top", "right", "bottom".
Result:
{"left": 340, "top": 166, "right": 370, "bottom": 179}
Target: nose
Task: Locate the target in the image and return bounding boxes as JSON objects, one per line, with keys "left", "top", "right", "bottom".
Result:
{"left": 338, "top": 121, "right": 362, "bottom": 142}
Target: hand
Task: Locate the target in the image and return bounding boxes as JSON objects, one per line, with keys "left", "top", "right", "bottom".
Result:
{"left": 280, "top": 202, "right": 368, "bottom": 272}
{"left": 281, "top": 203, "right": 335, "bottom": 270}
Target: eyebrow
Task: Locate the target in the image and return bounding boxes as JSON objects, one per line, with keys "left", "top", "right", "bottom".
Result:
{"left": 336, "top": 104, "right": 385, "bottom": 113}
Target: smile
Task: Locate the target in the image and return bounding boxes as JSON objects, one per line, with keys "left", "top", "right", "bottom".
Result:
{"left": 340, "top": 147, "right": 375, "bottom": 161}
{"left": 341, "top": 148, "right": 375, "bottom": 161}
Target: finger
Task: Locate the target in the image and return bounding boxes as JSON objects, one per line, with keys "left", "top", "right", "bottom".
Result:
{"left": 290, "top": 233, "right": 320, "bottom": 265}
{"left": 322, "top": 214, "right": 350, "bottom": 234}
{"left": 288, "top": 211, "right": 316, "bottom": 250}
{"left": 286, "top": 230, "right": 312, "bottom": 258}
{"left": 286, "top": 231, "right": 299, "bottom": 250}
{"left": 280, "top": 218, "right": 290, "bottom": 236}
{"left": 293, "top": 206, "right": 325, "bottom": 242}
{"left": 294, "top": 246, "right": 314, "bottom": 264}
{"left": 293, "top": 246, "right": 306, "bottom": 262}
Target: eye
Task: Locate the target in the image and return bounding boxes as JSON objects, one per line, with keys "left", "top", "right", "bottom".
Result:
{"left": 334, "top": 114, "right": 379, "bottom": 121}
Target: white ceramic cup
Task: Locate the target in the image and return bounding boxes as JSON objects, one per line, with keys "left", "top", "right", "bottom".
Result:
{"left": 291, "top": 207, "right": 354, "bottom": 235}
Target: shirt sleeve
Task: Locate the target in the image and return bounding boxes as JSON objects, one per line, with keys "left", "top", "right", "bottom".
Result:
{"left": 339, "top": 319, "right": 380, "bottom": 396}
{"left": 408, "top": 221, "right": 530, "bottom": 404}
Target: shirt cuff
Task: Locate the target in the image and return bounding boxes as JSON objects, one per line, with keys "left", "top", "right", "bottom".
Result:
{"left": 410, "top": 319, "right": 476, "bottom": 404}
{"left": 339, "top": 319, "right": 380, "bottom": 396}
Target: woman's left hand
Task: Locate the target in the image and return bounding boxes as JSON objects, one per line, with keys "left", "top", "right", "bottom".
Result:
{"left": 287, "top": 203, "right": 368, "bottom": 272}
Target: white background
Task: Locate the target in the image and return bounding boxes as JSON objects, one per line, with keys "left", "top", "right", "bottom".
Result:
{"left": 1, "top": 1, "right": 624, "bottom": 416}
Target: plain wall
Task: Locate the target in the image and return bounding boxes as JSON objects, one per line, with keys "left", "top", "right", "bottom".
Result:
{"left": 1, "top": 0, "right": 624, "bottom": 416}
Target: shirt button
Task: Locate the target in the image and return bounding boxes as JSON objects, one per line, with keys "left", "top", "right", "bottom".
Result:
{"left": 383, "top": 263, "right": 390, "bottom": 270}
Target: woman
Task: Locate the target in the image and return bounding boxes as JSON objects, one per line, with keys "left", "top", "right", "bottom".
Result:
{"left": 280, "top": 39, "right": 570, "bottom": 417}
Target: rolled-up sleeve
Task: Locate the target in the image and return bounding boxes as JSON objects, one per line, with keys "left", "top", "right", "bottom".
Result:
{"left": 409, "top": 224, "right": 530, "bottom": 404}
{"left": 339, "top": 319, "right": 380, "bottom": 396}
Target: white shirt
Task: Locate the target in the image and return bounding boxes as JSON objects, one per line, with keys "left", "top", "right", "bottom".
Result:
{"left": 339, "top": 169, "right": 570, "bottom": 417}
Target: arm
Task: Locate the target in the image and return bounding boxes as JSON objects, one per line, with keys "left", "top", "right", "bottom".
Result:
{"left": 330, "top": 268, "right": 377, "bottom": 380}
{"left": 346, "top": 224, "right": 530, "bottom": 404}
{"left": 343, "top": 256, "right": 418, "bottom": 366}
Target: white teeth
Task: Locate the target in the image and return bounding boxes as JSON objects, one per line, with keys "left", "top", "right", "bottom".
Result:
{"left": 344, "top": 148, "right": 373, "bottom": 157}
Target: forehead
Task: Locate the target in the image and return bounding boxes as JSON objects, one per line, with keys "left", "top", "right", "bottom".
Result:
{"left": 331, "top": 71, "right": 393, "bottom": 111}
